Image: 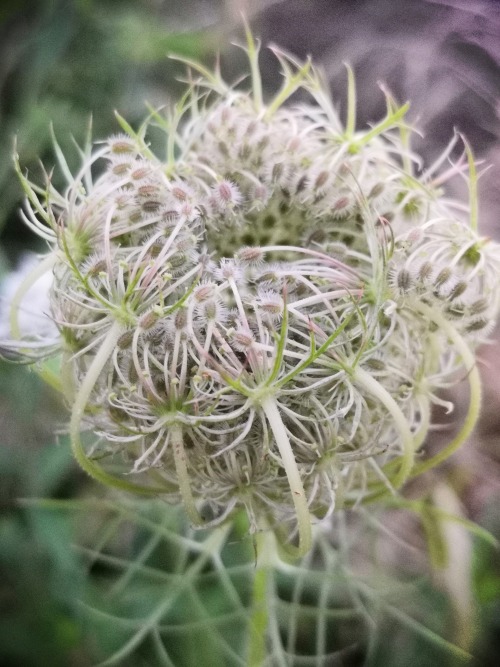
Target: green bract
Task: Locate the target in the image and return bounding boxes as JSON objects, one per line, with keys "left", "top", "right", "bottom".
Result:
{"left": 7, "top": 36, "right": 500, "bottom": 557}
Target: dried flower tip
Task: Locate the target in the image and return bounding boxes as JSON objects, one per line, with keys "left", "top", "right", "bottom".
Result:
{"left": 139, "top": 310, "right": 160, "bottom": 330}
{"left": 466, "top": 317, "right": 490, "bottom": 332}
{"left": 194, "top": 282, "right": 217, "bottom": 303}
{"left": 406, "top": 227, "right": 424, "bottom": 245}
{"left": 447, "top": 281, "right": 467, "bottom": 301}
{"left": 114, "top": 191, "right": 132, "bottom": 208}
{"left": 446, "top": 304, "right": 466, "bottom": 319}
{"left": 117, "top": 330, "right": 134, "bottom": 349}
{"left": 271, "top": 162, "right": 285, "bottom": 183}
{"left": 397, "top": 269, "right": 413, "bottom": 293}
{"left": 202, "top": 300, "right": 219, "bottom": 321}
{"left": 365, "top": 357, "right": 386, "bottom": 371}
{"left": 217, "top": 259, "right": 241, "bottom": 280}
{"left": 171, "top": 185, "right": 189, "bottom": 201}
{"left": 148, "top": 240, "right": 165, "bottom": 258}
{"left": 161, "top": 209, "right": 180, "bottom": 226}
{"left": 418, "top": 261, "right": 433, "bottom": 281}
{"left": 287, "top": 136, "right": 301, "bottom": 152}
{"left": 174, "top": 308, "right": 188, "bottom": 330}
{"left": 111, "top": 161, "right": 132, "bottom": 176}
{"left": 137, "top": 184, "right": 160, "bottom": 198}
{"left": 236, "top": 246, "right": 265, "bottom": 267}
{"left": 169, "top": 253, "right": 189, "bottom": 271}
{"left": 306, "top": 228, "right": 326, "bottom": 245}
{"left": 213, "top": 180, "right": 242, "bottom": 208}
{"left": 130, "top": 165, "right": 152, "bottom": 181}
{"left": 129, "top": 208, "right": 142, "bottom": 224}
{"left": 469, "top": 298, "right": 489, "bottom": 315}
{"left": 142, "top": 200, "right": 162, "bottom": 214}
{"left": 252, "top": 183, "right": 269, "bottom": 203}
{"left": 314, "top": 170, "right": 329, "bottom": 191}
{"left": 109, "top": 135, "right": 136, "bottom": 154}
{"left": 333, "top": 196, "right": 350, "bottom": 212}
{"left": 368, "top": 183, "right": 385, "bottom": 199}
{"left": 435, "top": 267, "right": 452, "bottom": 288}
{"left": 295, "top": 175, "right": 308, "bottom": 194}
{"left": 230, "top": 328, "right": 255, "bottom": 351}
{"left": 256, "top": 290, "right": 284, "bottom": 318}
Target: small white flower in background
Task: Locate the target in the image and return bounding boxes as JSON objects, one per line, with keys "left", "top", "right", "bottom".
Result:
{"left": 5, "top": 33, "right": 500, "bottom": 557}
{"left": 0, "top": 253, "right": 57, "bottom": 340}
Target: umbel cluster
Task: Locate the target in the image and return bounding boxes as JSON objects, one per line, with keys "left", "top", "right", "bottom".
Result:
{"left": 9, "top": 38, "right": 500, "bottom": 555}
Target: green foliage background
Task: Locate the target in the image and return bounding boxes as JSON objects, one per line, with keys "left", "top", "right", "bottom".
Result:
{"left": 1, "top": 1, "right": 499, "bottom": 665}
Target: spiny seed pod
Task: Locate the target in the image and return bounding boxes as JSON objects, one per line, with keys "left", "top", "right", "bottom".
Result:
{"left": 397, "top": 269, "right": 412, "bottom": 293}
{"left": 109, "top": 134, "right": 136, "bottom": 154}
{"left": 6, "top": 33, "right": 500, "bottom": 557}
{"left": 435, "top": 267, "right": 452, "bottom": 288}
{"left": 448, "top": 281, "right": 468, "bottom": 301}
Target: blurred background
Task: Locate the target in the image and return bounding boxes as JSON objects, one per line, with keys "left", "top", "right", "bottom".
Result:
{"left": 1, "top": 1, "right": 500, "bottom": 665}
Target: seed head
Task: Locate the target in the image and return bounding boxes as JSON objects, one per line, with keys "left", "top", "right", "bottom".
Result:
{"left": 7, "top": 36, "right": 500, "bottom": 557}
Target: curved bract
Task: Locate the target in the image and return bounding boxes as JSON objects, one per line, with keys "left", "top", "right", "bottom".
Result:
{"left": 7, "top": 36, "right": 500, "bottom": 556}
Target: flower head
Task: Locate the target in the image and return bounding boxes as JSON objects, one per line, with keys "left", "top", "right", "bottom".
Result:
{"left": 5, "top": 36, "right": 500, "bottom": 557}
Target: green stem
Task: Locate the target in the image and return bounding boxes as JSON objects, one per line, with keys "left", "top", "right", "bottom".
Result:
{"left": 261, "top": 395, "right": 312, "bottom": 557}
{"left": 171, "top": 422, "right": 204, "bottom": 526}
{"left": 244, "top": 19, "right": 263, "bottom": 111}
{"left": 354, "top": 366, "right": 415, "bottom": 489}
{"left": 410, "top": 305, "right": 481, "bottom": 476}
{"left": 460, "top": 133, "right": 478, "bottom": 232}
{"left": 414, "top": 395, "right": 431, "bottom": 450}
{"left": 70, "top": 321, "right": 166, "bottom": 495}
{"left": 36, "top": 358, "right": 63, "bottom": 394}
{"left": 361, "top": 306, "right": 481, "bottom": 504}
{"left": 265, "top": 59, "right": 311, "bottom": 118}
{"left": 349, "top": 102, "right": 410, "bottom": 152}
{"left": 247, "top": 531, "right": 273, "bottom": 667}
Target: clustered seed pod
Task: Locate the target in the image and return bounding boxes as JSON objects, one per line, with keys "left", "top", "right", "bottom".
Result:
{"left": 7, "top": 37, "right": 500, "bottom": 556}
